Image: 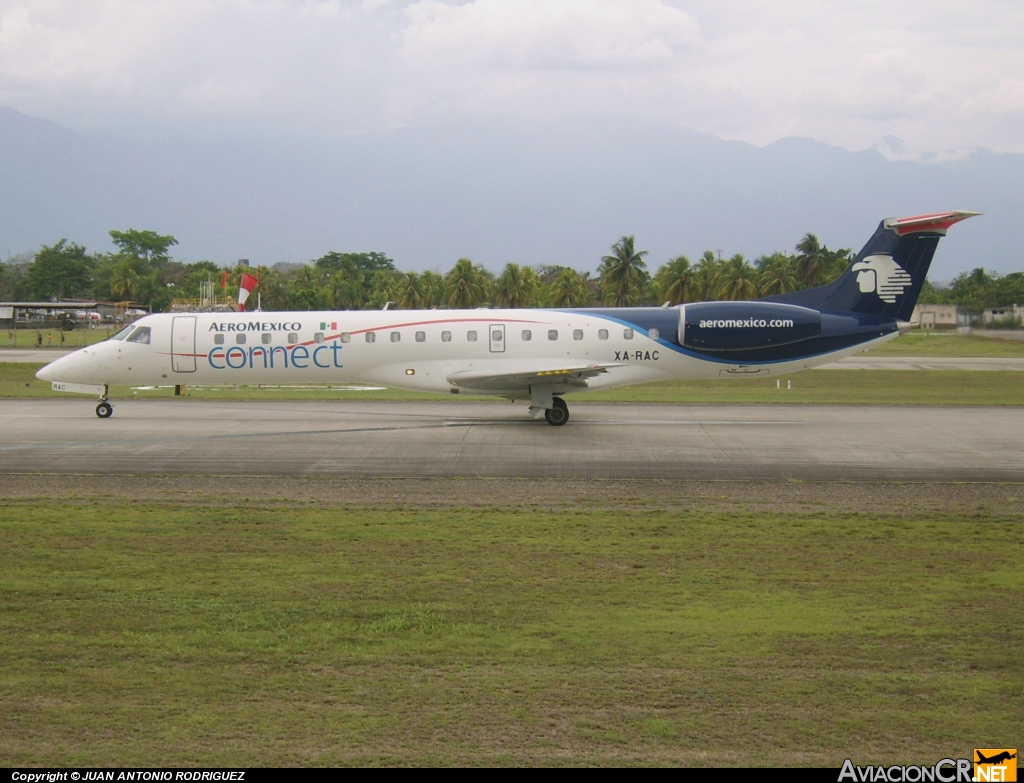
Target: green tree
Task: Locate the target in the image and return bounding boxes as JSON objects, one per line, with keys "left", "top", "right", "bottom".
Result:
{"left": 493, "top": 263, "right": 540, "bottom": 308}
{"left": 108, "top": 229, "right": 178, "bottom": 268}
{"left": 314, "top": 251, "right": 394, "bottom": 278}
{"left": 420, "top": 270, "right": 445, "bottom": 308}
{"left": 290, "top": 266, "right": 325, "bottom": 310}
{"left": 599, "top": 235, "right": 650, "bottom": 306}
{"left": 794, "top": 233, "right": 826, "bottom": 288}
{"left": 916, "top": 280, "right": 951, "bottom": 305}
{"left": 394, "top": 272, "right": 426, "bottom": 310}
{"left": 0, "top": 253, "right": 32, "bottom": 300}
{"left": 694, "top": 251, "right": 721, "bottom": 301}
{"left": 181, "top": 261, "right": 223, "bottom": 299}
{"left": 713, "top": 254, "right": 759, "bottom": 300}
{"left": 549, "top": 268, "right": 592, "bottom": 308}
{"left": 994, "top": 272, "right": 1024, "bottom": 307}
{"left": 949, "top": 268, "right": 997, "bottom": 312}
{"left": 821, "top": 247, "right": 854, "bottom": 283}
{"left": 327, "top": 265, "right": 366, "bottom": 309}
{"left": 654, "top": 255, "right": 700, "bottom": 306}
{"left": 257, "top": 267, "right": 290, "bottom": 311}
{"left": 27, "top": 240, "right": 96, "bottom": 300}
{"left": 313, "top": 251, "right": 395, "bottom": 309}
{"left": 534, "top": 265, "right": 577, "bottom": 307}
{"left": 757, "top": 252, "right": 799, "bottom": 296}
{"left": 134, "top": 271, "right": 162, "bottom": 311}
{"left": 109, "top": 257, "right": 142, "bottom": 301}
{"left": 444, "top": 258, "right": 491, "bottom": 309}
{"left": 367, "top": 270, "right": 404, "bottom": 309}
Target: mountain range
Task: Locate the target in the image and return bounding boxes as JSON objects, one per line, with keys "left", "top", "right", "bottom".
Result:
{"left": 1, "top": 106, "right": 1020, "bottom": 280}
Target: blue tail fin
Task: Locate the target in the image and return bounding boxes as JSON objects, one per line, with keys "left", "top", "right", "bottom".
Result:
{"left": 762, "top": 211, "right": 979, "bottom": 321}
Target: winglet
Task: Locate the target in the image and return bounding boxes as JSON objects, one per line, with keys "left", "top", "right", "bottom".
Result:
{"left": 884, "top": 211, "right": 980, "bottom": 236}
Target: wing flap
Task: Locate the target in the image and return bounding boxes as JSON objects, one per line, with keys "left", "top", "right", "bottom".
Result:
{"left": 447, "top": 362, "right": 624, "bottom": 391}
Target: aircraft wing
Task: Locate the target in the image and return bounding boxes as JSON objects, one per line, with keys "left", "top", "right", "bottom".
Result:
{"left": 446, "top": 362, "right": 625, "bottom": 392}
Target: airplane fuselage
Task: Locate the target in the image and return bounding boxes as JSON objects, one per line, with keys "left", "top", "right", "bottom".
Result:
{"left": 36, "top": 211, "right": 978, "bottom": 424}
{"left": 40, "top": 304, "right": 899, "bottom": 399}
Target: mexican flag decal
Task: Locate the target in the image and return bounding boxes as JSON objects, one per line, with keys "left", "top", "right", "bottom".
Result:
{"left": 320, "top": 322, "right": 337, "bottom": 331}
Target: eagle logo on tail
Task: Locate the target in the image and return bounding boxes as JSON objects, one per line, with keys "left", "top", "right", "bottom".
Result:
{"left": 851, "top": 255, "right": 913, "bottom": 303}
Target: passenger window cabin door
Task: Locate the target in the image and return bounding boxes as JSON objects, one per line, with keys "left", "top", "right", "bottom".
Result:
{"left": 489, "top": 324, "right": 505, "bottom": 353}
{"left": 171, "top": 316, "right": 197, "bottom": 373}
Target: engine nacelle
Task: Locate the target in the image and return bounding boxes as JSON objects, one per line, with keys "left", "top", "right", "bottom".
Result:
{"left": 679, "top": 302, "right": 822, "bottom": 352}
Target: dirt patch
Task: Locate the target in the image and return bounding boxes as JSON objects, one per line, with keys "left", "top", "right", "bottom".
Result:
{"left": 2, "top": 473, "right": 1021, "bottom": 516}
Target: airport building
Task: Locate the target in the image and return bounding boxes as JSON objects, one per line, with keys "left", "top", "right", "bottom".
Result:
{"left": 910, "top": 303, "right": 964, "bottom": 329}
{"left": 911, "top": 303, "right": 1023, "bottom": 329}
{"left": 0, "top": 300, "right": 146, "bottom": 329}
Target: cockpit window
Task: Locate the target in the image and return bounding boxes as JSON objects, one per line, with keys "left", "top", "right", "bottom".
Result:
{"left": 109, "top": 325, "right": 134, "bottom": 341}
{"left": 126, "top": 326, "right": 151, "bottom": 344}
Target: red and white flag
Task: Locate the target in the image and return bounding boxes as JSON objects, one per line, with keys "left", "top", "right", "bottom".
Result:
{"left": 238, "top": 272, "right": 258, "bottom": 311}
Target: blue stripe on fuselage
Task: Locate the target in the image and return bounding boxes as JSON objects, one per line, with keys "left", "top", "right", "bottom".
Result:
{"left": 561, "top": 307, "right": 896, "bottom": 365}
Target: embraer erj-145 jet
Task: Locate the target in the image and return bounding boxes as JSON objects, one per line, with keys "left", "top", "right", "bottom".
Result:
{"left": 38, "top": 211, "right": 976, "bottom": 425}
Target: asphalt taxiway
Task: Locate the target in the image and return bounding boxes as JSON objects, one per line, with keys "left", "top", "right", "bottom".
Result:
{"left": 1, "top": 399, "right": 1020, "bottom": 480}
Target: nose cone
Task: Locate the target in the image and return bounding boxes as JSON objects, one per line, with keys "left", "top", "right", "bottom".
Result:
{"left": 36, "top": 359, "right": 59, "bottom": 382}
{"left": 36, "top": 351, "right": 82, "bottom": 382}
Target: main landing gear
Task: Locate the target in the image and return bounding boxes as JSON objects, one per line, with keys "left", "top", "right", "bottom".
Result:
{"left": 529, "top": 384, "right": 570, "bottom": 426}
{"left": 544, "top": 397, "right": 569, "bottom": 427}
{"left": 96, "top": 385, "right": 112, "bottom": 418}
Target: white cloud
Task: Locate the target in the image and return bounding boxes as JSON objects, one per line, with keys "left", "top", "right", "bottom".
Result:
{"left": 0, "top": 0, "right": 1022, "bottom": 156}
{"left": 400, "top": 0, "right": 699, "bottom": 70}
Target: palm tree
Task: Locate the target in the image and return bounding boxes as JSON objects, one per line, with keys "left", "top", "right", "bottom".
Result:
{"left": 795, "top": 233, "right": 825, "bottom": 288}
{"left": 367, "top": 270, "right": 403, "bottom": 309}
{"left": 110, "top": 258, "right": 140, "bottom": 301}
{"left": 654, "top": 255, "right": 700, "bottom": 306}
{"left": 290, "top": 265, "right": 324, "bottom": 310}
{"left": 493, "top": 263, "right": 539, "bottom": 308}
{"left": 713, "top": 254, "right": 760, "bottom": 300}
{"left": 757, "top": 253, "right": 799, "bottom": 296}
{"left": 821, "top": 248, "right": 854, "bottom": 283}
{"left": 599, "top": 235, "right": 650, "bottom": 306}
{"left": 444, "top": 258, "right": 490, "bottom": 309}
{"left": 257, "top": 267, "right": 289, "bottom": 310}
{"left": 549, "top": 268, "right": 591, "bottom": 308}
{"left": 396, "top": 272, "right": 426, "bottom": 310}
{"left": 328, "top": 266, "right": 365, "bottom": 309}
{"left": 694, "top": 250, "right": 721, "bottom": 301}
{"left": 420, "top": 270, "right": 444, "bottom": 308}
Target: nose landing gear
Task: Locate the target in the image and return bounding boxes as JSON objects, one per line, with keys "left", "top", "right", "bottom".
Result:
{"left": 95, "top": 385, "right": 112, "bottom": 418}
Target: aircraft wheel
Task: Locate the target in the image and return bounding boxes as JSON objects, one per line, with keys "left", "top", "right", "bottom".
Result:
{"left": 96, "top": 402, "right": 113, "bottom": 419}
{"left": 544, "top": 397, "right": 569, "bottom": 426}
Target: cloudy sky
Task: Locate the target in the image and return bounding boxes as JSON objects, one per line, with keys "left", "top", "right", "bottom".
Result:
{"left": 1, "top": 0, "right": 1022, "bottom": 158}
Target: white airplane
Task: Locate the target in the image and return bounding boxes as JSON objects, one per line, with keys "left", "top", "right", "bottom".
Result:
{"left": 37, "top": 211, "right": 976, "bottom": 425}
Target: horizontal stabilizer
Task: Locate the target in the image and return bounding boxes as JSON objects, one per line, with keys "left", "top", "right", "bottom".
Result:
{"left": 884, "top": 211, "right": 980, "bottom": 235}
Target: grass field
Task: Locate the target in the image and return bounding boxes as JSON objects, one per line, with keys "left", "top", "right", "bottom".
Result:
{"left": 867, "top": 332, "right": 1024, "bottom": 357}
{"left": 4, "top": 362, "right": 1022, "bottom": 405}
{"left": 1, "top": 481, "right": 1021, "bottom": 766}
